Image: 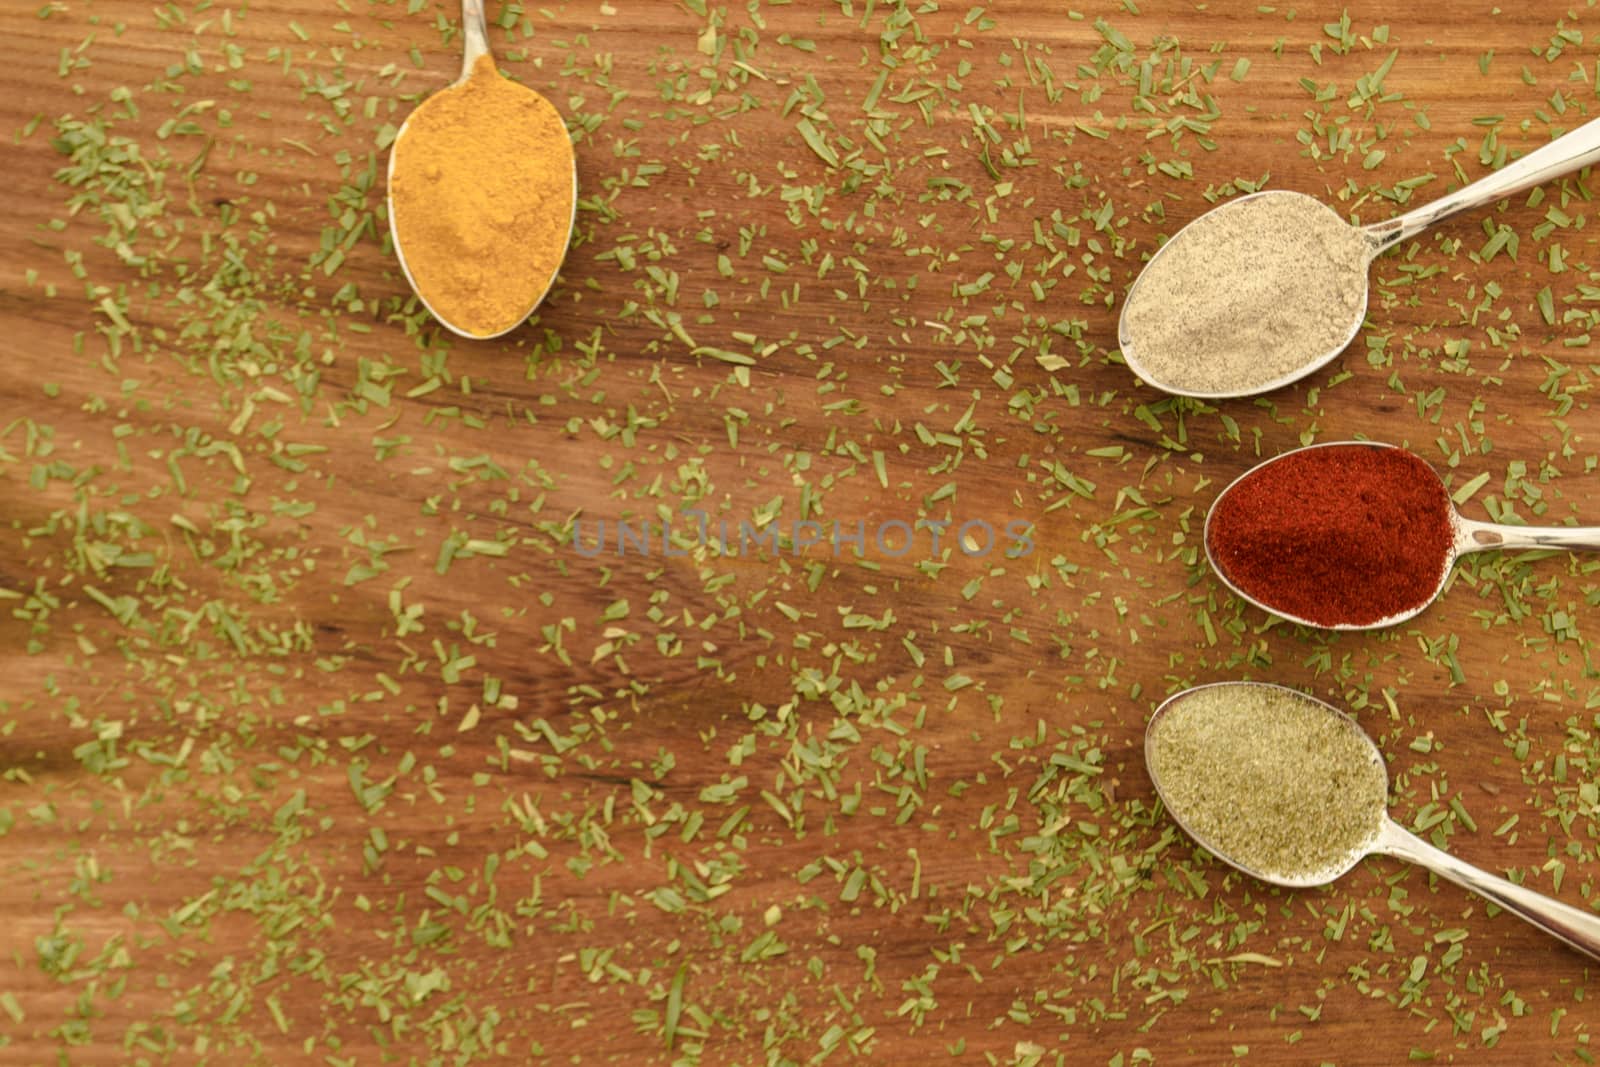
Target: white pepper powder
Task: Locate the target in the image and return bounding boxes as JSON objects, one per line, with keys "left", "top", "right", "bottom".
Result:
{"left": 1121, "top": 191, "right": 1372, "bottom": 395}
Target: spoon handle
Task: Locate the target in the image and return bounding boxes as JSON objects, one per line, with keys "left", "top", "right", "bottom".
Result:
{"left": 1375, "top": 819, "right": 1600, "bottom": 961}
{"left": 1455, "top": 516, "right": 1600, "bottom": 555}
{"left": 459, "top": 0, "right": 492, "bottom": 82}
{"left": 1362, "top": 115, "right": 1600, "bottom": 253}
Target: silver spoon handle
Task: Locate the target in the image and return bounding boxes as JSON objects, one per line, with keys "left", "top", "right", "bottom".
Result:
{"left": 1362, "top": 115, "right": 1600, "bottom": 253}
{"left": 1456, "top": 516, "right": 1600, "bottom": 555}
{"left": 1375, "top": 820, "right": 1600, "bottom": 960}
{"left": 460, "top": 0, "right": 492, "bottom": 82}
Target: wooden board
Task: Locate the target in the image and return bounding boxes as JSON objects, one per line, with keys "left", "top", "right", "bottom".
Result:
{"left": 2, "top": 0, "right": 1598, "bottom": 1062}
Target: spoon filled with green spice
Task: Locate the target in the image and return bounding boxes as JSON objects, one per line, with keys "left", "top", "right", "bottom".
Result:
{"left": 1118, "top": 115, "right": 1600, "bottom": 398}
{"left": 1204, "top": 440, "right": 1600, "bottom": 630}
{"left": 1147, "top": 682, "right": 1600, "bottom": 960}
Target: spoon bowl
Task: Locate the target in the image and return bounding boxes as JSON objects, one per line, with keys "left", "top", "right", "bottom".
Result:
{"left": 1145, "top": 680, "right": 1384, "bottom": 888}
{"left": 1120, "top": 114, "right": 1600, "bottom": 398}
{"left": 1204, "top": 440, "right": 1600, "bottom": 630}
{"left": 385, "top": 0, "right": 577, "bottom": 340}
{"left": 1118, "top": 190, "right": 1377, "bottom": 401}
{"left": 1147, "top": 681, "right": 1600, "bottom": 959}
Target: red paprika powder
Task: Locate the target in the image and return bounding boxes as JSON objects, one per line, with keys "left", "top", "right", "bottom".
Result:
{"left": 1205, "top": 443, "right": 1456, "bottom": 627}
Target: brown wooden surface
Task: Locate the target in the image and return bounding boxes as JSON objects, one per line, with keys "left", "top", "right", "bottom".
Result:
{"left": 3, "top": 0, "right": 1600, "bottom": 1063}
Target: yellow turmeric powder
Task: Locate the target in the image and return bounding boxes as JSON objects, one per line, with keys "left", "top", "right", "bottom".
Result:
{"left": 388, "top": 55, "right": 575, "bottom": 338}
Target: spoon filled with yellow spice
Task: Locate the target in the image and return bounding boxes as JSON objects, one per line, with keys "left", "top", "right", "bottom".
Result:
{"left": 386, "top": 0, "right": 577, "bottom": 340}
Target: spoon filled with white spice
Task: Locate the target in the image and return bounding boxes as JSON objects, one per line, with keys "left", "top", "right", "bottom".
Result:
{"left": 1119, "top": 115, "right": 1600, "bottom": 398}
{"left": 1146, "top": 681, "right": 1600, "bottom": 960}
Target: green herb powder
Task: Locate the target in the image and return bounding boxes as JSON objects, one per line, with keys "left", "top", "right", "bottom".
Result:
{"left": 1147, "top": 685, "right": 1388, "bottom": 882}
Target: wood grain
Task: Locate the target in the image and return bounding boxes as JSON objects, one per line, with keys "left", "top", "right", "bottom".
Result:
{"left": 3, "top": 0, "right": 1600, "bottom": 1063}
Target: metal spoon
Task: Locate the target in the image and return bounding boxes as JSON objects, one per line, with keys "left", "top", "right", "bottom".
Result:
{"left": 1147, "top": 681, "right": 1600, "bottom": 960}
{"left": 385, "top": 0, "right": 577, "bottom": 340}
{"left": 1119, "top": 115, "right": 1600, "bottom": 398}
{"left": 1205, "top": 440, "right": 1600, "bottom": 630}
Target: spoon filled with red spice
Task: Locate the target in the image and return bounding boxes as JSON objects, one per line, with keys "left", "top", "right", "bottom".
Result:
{"left": 1204, "top": 441, "right": 1600, "bottom": 629}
